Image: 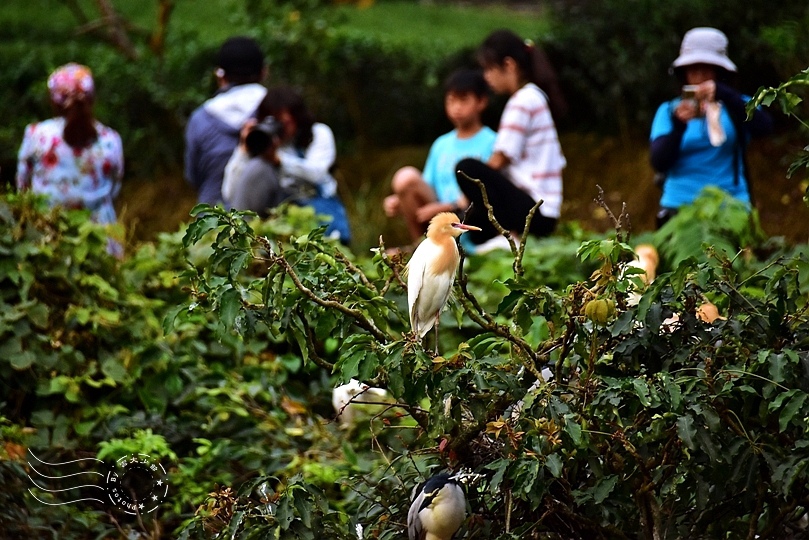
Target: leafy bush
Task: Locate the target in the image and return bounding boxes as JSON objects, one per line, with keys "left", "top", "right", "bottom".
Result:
{"left": 651, "top": 187, "right": 767, "bottom": 270}
{"left": 3, "top": 184, "right": 809, "bottom": 538}
{"left": 167, "top": 193, "right": 809, "bottom": 539}
{"left": 0, "top": 194, "right": 363, "bottom": 538}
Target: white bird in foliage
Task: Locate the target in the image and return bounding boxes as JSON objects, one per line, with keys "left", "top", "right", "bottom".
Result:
{"left": 407, "top": 472, "right": 467, "bottom": 540}
{"left": 407, "top": 212, "right": 480, "bottom": 353}
{"left": 331, "top": 379, "right": 389, "bottom": 428}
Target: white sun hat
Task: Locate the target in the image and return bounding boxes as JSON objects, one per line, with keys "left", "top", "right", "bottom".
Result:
{"left": 672, "top": 27, "right": 737, "bottom": 73}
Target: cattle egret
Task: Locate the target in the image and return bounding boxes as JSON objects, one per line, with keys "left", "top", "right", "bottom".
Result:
{"left": 332, "top": 379, "right": 389, "bottom": 428}
{"left": 407, "top": 212, "right": 480, "bottom": 353}
{"left": 407, "top": 472, "right": 466, "bottom": 540}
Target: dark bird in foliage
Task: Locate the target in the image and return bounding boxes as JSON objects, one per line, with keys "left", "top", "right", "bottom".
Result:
{"left": 407, "top": 472, "right": 467, "bottom": 540}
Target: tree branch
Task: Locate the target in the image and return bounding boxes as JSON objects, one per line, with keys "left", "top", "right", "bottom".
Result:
{"left": 89, "top": 0, "right": 138, "bottom": 60}
{"left": 256, "top": 236, "right": 392, "bottom": 343}
{"left": 149, "top": 0, "right": 174, "bottom": 57}
{"left": 594, "top": 184, "right": 632, "bottom": 243}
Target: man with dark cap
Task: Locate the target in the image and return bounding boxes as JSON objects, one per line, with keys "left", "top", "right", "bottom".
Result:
{"left": 184, "top": 36, "right": 267, "bottom": 205}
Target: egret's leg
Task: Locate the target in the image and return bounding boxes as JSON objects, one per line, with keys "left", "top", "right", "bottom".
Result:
{"left": 433, "top": 317, "right": 440, "bottom": 355}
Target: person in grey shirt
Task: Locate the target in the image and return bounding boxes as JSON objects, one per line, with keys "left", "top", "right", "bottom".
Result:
{"left": 223, "top": 86, "right": 351, "bottom": 244}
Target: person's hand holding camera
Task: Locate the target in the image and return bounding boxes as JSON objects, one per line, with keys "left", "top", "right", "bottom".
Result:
{"left": 674, "top": 80, "right": 716, "bottom": 123}
{"left": 238, "top": 118, "right": 257, "bottom": 151}
{"left": 694, "top": 80, "right": 716, "bottom": 103}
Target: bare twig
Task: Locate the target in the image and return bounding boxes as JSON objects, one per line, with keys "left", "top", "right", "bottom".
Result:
{"left": 515, "top": 198, "right": 543, "bottom": 277}
{"left": 593, "top": 185, "right": 632, "bottom": 242}
{"left": 457, "top": 170, "right": 543, "bottom": 278}
{"left": 377, "top": 235, "right": 407, "bottom": 290}
{"left": 456, "top": 252, "right": 551, "bottom": 381}
{"left": 149, "top": 0, "right": 174, "bottom": 57}
{"left": 505, "top": 487, "right": 513, "bottom": 533}
{"left": 58, "top": 0, "right": 90, "bottom": 23}
{"left": 89, "top": 0, "right": 139, "bottom": 60}
{"left": 457, "top": 171, "right": 516, "bottom": 252}
{"left": 332, "top": 248, "right": 377, "bottom": 293}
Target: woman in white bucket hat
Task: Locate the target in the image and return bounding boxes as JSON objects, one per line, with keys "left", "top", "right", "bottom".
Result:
{"left": 649, "top": 27, "right": 773, "bottom": 228}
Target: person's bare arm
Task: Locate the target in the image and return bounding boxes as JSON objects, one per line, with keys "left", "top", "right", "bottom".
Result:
{"left": 487, "top": 151, "right": 510, "bottom": 170}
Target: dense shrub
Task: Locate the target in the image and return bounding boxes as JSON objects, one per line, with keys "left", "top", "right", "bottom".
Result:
{"left": 3, "top": 180, "right": 809, "bottom": 538}
{"left": 0, "top": 194, "right": 355, "bottom": 538}
{"left": 171, "top": 191, "right": 809, "bottom": 539}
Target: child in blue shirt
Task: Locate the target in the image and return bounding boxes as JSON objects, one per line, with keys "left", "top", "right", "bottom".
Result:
{"left": 384, "top": 69, "right": 496, "bottom": 244}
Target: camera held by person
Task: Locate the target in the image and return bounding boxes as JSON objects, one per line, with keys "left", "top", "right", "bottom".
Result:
{"left": 245, "top": 116, "right": 283, "bottom": 158}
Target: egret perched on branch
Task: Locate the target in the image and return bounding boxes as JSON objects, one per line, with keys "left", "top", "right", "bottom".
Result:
{"left": 407, "top": 472, "right": 467, "bottom": 540}
{"left": 407, "top": 212, "right": 480, "bottom": 353}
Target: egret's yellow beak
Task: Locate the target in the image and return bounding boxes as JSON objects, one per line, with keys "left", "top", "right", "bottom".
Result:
{"left": 452, "top": 223, "right": 481, "bottom": 231}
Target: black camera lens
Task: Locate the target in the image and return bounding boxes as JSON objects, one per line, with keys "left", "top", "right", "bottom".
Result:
{"left": 244, "top": 116, "right": 283, "bottom": 157}
{"left": 245, "top": 129, "right": 271, "bottom": 157}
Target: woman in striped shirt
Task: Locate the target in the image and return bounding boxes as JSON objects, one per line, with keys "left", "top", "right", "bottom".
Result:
{"left": 456, "top": 29, "right": 566, "bottom": 252}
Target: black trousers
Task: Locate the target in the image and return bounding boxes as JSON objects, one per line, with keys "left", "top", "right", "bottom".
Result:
{"left": 455, "top": 158, "right": 557, "bottom": 245}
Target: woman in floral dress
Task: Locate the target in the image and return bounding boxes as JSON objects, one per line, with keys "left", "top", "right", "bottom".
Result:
{"left": 16, "top": 63, "right": 124, "bottom": 253}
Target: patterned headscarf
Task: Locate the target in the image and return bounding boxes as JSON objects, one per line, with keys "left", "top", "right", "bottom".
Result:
{"left": 47, "top": 63, "right": 95, "bottom": 107}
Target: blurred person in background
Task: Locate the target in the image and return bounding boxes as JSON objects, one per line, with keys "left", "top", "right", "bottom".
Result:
{"left": 16, "top": 62, "right": 124, "bottom": 256}
{"left": 384, "top": 68, "right": 496, "bottom": 250}
{"left": 649, "top": 27, "right": 773, "bottom": 228}
{"left": 455, "top": 29, "right": 567, "bottom": 253}
{"left": 185, "top": 36, "right": 267, "bottom": 206}
{"left": 223, "top": 85, "right": 352, "bottom": 245}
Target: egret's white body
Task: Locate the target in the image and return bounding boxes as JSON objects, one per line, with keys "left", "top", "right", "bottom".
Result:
{"left": 407, "top": 473, "right": 466, "bottom": 540}
{"left": 408, "top": 238, "right": 458, "bottom": 339}
{"left": 407, "top": 213, "right": 480, "bottom": 349}
{"left": 331, "top": 379, "right": 389, "bottom": 427}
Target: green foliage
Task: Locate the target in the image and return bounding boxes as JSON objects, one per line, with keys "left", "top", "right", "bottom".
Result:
{"left": 3, "top": 181, "right": 809, "bottom": 538}
{"left": 652, "top": 187, "right": 767, "bottom": 270}
{"left": 97, "top": 429, "right": 178, "bottom": 463}
{"left": 0, "top": 193, "right": 359, "bottom": 538}
{"left": 165, "top": 192, "right": 809, "bottom": 539}
{"left": 749, "top": 67, "right": 809, "bottom": 185}
{"left": 332, "top": 0, "right": 549, "bottom": 52}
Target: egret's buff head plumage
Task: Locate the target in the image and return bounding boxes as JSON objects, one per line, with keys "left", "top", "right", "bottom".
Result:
{"left": 426, "top": 213, "right": 479, "bottom": 240}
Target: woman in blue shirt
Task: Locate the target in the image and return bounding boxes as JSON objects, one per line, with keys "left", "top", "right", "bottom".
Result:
{"left": 650, "top": 27, "right": 772, "bottom": 227}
